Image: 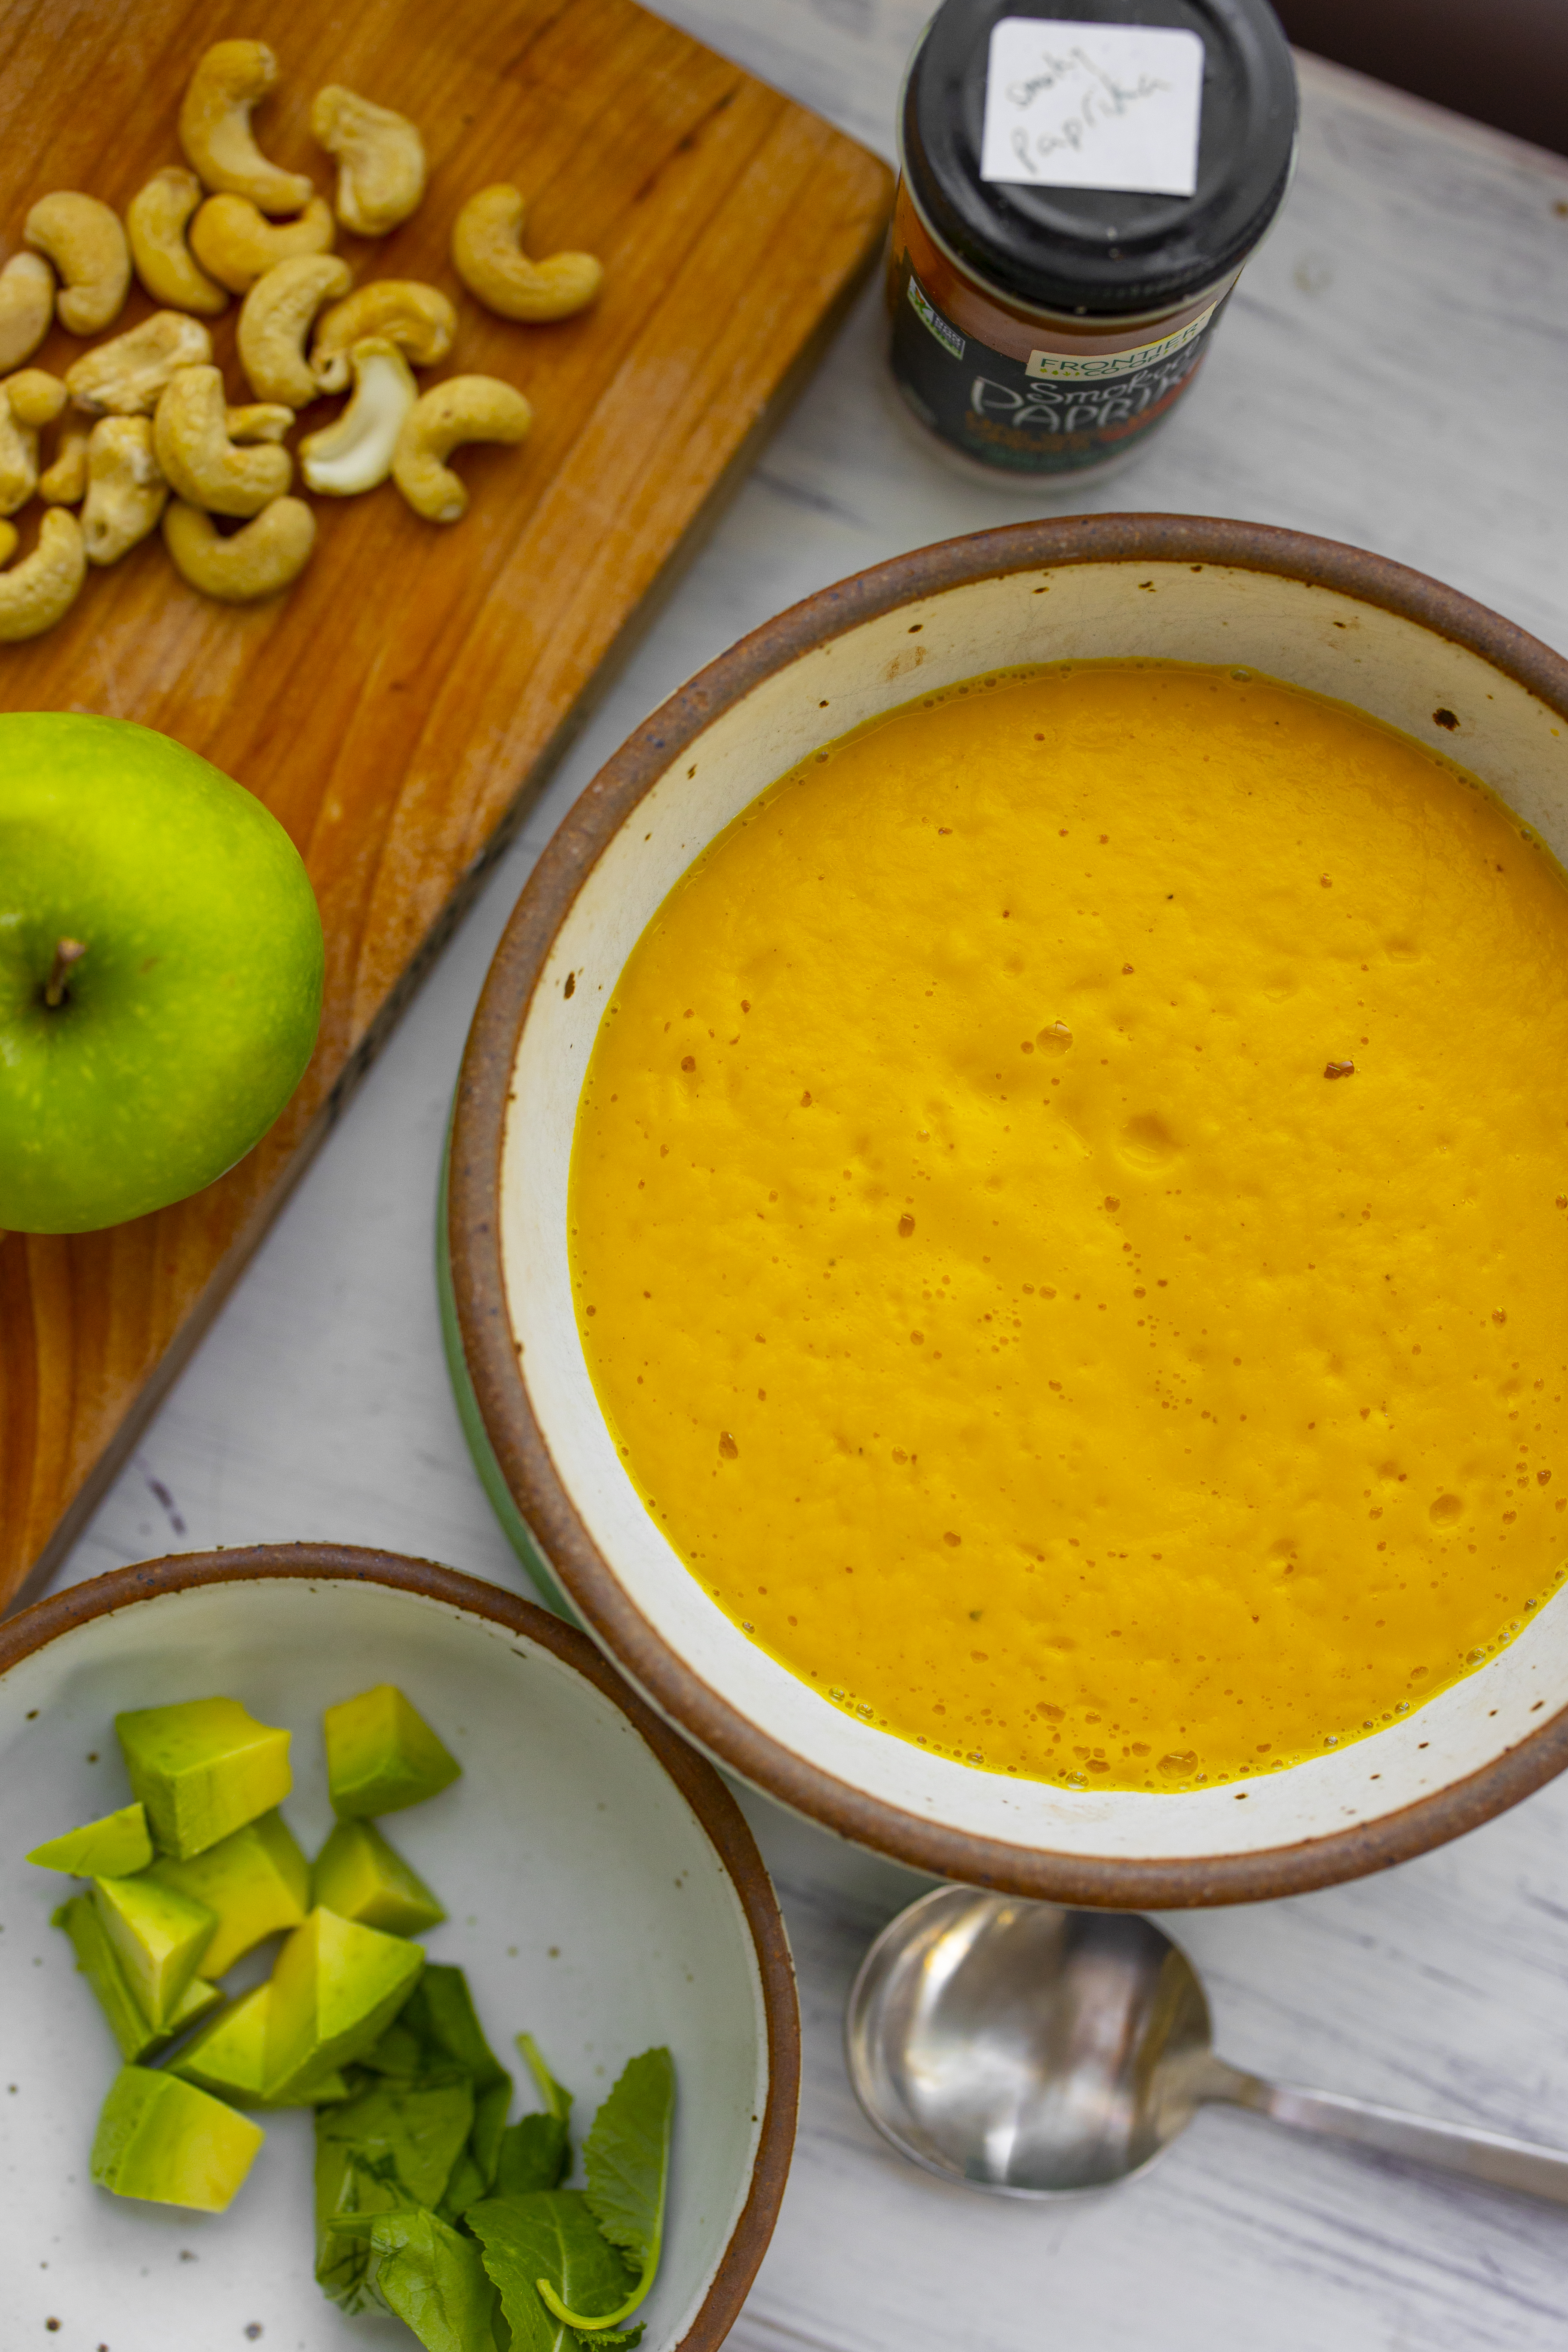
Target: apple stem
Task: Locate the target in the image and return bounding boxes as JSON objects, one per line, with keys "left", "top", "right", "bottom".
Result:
{"left": 44, "top": 937, "right": 88, "bottom": 1009}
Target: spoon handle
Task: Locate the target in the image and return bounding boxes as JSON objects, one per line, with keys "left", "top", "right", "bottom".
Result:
{"left": 1210, "top": 2062, "right": 1568, "bottom": 2206}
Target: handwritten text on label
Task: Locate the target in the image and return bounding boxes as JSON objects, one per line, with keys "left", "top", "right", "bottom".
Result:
{"left": 979, "top": 18, "right": 1205, "bottom": 196}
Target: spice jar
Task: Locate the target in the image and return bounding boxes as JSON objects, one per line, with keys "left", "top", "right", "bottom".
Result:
{"left": 889, "top": 0, "right": 1298, "bottom": 481}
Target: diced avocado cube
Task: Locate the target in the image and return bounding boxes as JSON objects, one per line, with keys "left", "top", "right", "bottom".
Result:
{"left": 116, "top": 1697, "right": 291, "bottom": 1859}
{"left": 28, "top": 1801, "right": 153, "bottom": 1878}
{"left": 169, "top": 1983, "right": 269, "bottom": 2101}
{"left": 147, "top": 1809, "right": 309, "bottom": 1975}
{"left": 325, "top": 1686, "right": 459, "bottom": 1818}
{"left": 166, "top": 1974, "right": 223, "bottom": 2034}
{"left": 312, "top": 1819, "right": 446, "bottom": 1937}
{"left": 52, "top": 1897, "right": 219, "bottom": 2062}
{"left": 92, "top": 2066, "right": 264, "bottom": 2212}
{"left": 266, "top": 1907, "right": 425, "bottom": 2101}
{"left": 93, "top": 1873, "right": 216, "bottom": 2030}
{"left": 170, "top": 1982, "right": 352, "bottom": 2108}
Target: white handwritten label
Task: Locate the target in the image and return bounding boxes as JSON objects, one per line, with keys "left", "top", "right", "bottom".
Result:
{"left": 979, "top": 17, "right": 1204, "bottom": 196}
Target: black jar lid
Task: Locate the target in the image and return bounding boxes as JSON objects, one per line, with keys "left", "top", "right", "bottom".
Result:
{"left": 902, "top": 0, "right": 1298, "bottom": 318}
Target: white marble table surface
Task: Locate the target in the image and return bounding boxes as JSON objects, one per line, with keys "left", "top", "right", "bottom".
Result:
{"left": 46, "top": 7, "right": 1568, "bottom": 2346}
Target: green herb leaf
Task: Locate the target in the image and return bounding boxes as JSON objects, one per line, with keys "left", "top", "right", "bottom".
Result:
{"left": 319, "top": 2070, "right": 477, "bottom": 2207}
{"left": 496, "top": 2112, "right": 570, "bottom": 2196}
{"left": 582, "top": 2049, "right": 673, "bottom": 2275}
{"left": 361, "top": 2205, "right": 502, "bottom": 2352}
{"left": 469, "top": 2190, "right": 634, "bottom": 2352}
{"left": 314, "top": 2071, "right": 475, "bottom": 2309}
{"left": 358, "top": 2019, "right": 428, "bottom": 2076}
{"left": 516, "top": 2032, "right": 573, "bottom": 2125}
{"left": 389, "top": 1968, "right": 516, "bottom": 2201}
{"left": 439, "top": 2149, "right": 490, "bottom": 2223}
{"left": 537, "top": 2049, "right": 674, "bottom": 2332}
{"left": 405, "top": 1966, "right": 511, "bottom": 2092}
{"left": 314, "top": 2151, "right": 418, "bottom": 2310}
{"left": 472, "top": 2076, "right": 514, "bottom": 2189}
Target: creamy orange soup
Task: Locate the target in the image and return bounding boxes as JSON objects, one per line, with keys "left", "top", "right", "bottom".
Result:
{"left": 567, "top": 662, "right": 1568, "bottom": 1792}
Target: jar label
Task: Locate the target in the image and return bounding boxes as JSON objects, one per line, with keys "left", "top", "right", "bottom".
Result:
{"left": 908, "top": 274, "right": 967, "bottom": 362}
{"left": 891, "top": 260, "right": 1223, "bottom": 475}
{"left": 979, "top": 18, "right": 1205, "bottom": 196}
{"left": 1026, "top": 303, "right": 1214, "bottom": 380}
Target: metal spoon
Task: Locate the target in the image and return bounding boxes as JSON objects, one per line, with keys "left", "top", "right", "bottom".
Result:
{"left": 846, "top": 1886, "right": 1568, "bottom": 2205}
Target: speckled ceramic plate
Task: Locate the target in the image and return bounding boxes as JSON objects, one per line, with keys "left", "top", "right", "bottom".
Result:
{"left": 0, "top": 1546, "right": 797, "bottom": 2350}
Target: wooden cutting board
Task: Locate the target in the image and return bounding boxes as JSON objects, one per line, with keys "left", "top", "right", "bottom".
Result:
{"left": 0, "top": 0, "right": 892, "bottom": 1608}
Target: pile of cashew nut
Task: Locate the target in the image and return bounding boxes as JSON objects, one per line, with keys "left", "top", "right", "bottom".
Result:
{"left": 0, "top": 38, "right": 604, "bottom": 640}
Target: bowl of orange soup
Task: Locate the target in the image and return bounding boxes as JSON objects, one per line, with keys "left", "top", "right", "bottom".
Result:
{"left": 447, "top": 514, "right": 1568, "bottom": 1905}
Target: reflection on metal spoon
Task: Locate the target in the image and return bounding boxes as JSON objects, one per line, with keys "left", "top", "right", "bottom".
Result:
{"left": 846, "top": 1887, "right": 1568, "bottom": 2205}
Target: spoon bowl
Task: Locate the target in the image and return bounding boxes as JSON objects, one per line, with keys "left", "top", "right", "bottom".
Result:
{"left": 846, "top": 1888, "right": 1211, "bottom": 2194}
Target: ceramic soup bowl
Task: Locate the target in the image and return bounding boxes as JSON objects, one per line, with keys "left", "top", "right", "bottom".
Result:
{"left": 448, "top": 514, "right": 1568, "bottom": 1909}
{"left": 0, "top": 1546, "right": 796, "bottom": 2349}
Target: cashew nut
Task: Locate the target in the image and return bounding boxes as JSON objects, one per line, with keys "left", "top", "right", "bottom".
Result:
{"left": 0, "top": 253, "right": 54, "bottom": 371}
{"left": 0, "top": 508, "right": 87, "bottom": 640}
{"left": 237, "top": 253, "right": 352, "bottom": 405}
{"left": 392, "top": 375, "right": 532, "bottom": 522}
{"left": 163, "top": 495, "right": 315, "bottom": 601}
{"left": 311, "top": 85, "right": 425, "bottom": 236}
{"left": 190, "top": 193, "right": 335, "bottom": 296}
{"left": 310, "top": 279, "right": 454, "bottom": 392}
{"left": 39, "top": 428, "right": 90, "bottom": 503}
{"left": 300, "top": 338, "right": 416, "bottom": 495}
{"left": 451, "top": 185, "right": 603, "bottom": 322}
{"left": 0, "top": 370, "right": 68, "bottom": 514}
{"left": 153, "top": 366, "right": 292, "bottom": 516}
{"left": 227, "top": 402, "right": 294, "bottom": 444}
{"left": 0, "top": 408, "right": 42, "bottom": 513}
{"left": 24, "top": 193, "right": 130, "bottom": 336}
{"left": 178, "top": 41, "right": 315, "bottom": 215}
{"left": 64, "top": 312, "right": 214, "bottom": 416}
{"left": 80, "top": 416, "right": 168, "bottom": 564}
{"left": 126, "top": 168, "right": 229, "bottom": 316}
{"left": 6, "top": 371, "right": 68, "bottom": 429}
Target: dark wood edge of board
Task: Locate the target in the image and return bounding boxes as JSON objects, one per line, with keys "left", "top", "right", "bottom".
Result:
{"left": 0, "top": 1540, "right": 802, "bottom": 2347}
{"left": 448, "top": 508, "right": 1568, "bottom": 1911}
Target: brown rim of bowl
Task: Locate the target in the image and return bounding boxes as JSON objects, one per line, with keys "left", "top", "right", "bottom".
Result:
{"left": 449, "top": 511, "right": 1568, "bottom": 1911}
{"left": 0, "top": 1543, "right": 799, "bottom": 2352}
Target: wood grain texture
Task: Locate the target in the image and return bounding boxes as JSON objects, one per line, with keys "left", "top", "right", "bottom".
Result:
{"left": 0, "top": 0, "right": 892, "bottom": 1605}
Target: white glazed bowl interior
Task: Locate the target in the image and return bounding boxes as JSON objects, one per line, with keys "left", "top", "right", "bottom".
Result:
{"left": 499, "top": 556, "right": 1568, "bottom": 1875}
{"left": 0, "top": 1573, "right": 774, "bottom": 2348}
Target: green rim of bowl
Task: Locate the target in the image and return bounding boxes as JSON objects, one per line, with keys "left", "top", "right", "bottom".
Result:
{"left": 438, "top": 1107, "right": 577, "bottom": 1624}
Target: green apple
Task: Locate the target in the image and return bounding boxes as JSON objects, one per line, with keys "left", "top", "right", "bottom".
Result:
{"left": 0, "top": 711, "right": 323, "bottom": 1232}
